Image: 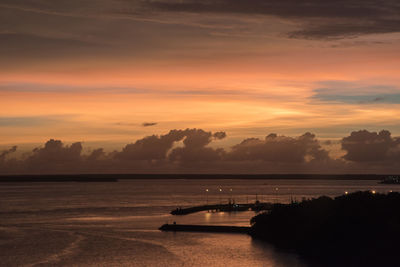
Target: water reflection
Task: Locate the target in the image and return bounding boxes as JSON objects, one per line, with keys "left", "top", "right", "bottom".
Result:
{"left": 1, "top": 179, "right": 396, "bottom": 266}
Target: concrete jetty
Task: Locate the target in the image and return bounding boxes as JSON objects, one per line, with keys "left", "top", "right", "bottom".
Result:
{"left": 171, "top": 202, "right": 273, "bottom": 215}
{"left": 159, "top": 223, "right": 250, "bottom": 234}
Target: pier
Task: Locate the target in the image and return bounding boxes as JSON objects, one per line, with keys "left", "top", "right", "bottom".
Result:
{"left": 159, "top": 223, "right": 250, "bottom": 234}
{"left": 171, "top": 202, "right": 273, "bottom": 215}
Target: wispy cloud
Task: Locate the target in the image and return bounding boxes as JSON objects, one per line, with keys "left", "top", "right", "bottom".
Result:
{"left": 142, "top": 122, "right": 157, "bottom": 127}
{"left": 311, "top": 81, "right": 400, "bottom": 104}
{"left": 312, "top": 92, "right": 400, "bottom": 104}
{"left": 137, "top": 0, "right": 400, "bottom": 39}
{"left": 0, "top": 115, "right": 75, "bottom": 127}
{"left": 0, "top": 82, "right": 146, "bottom": 93}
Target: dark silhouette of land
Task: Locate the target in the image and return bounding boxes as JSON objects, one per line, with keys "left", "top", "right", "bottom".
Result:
{"left": 0, "top": 173, "right": 391, "bottom": 182}
{"left": 250, "top": 191, "right": 400, "bottom": 267}
{"left": 0, "top": 174, "right": 117, "bottom": 182}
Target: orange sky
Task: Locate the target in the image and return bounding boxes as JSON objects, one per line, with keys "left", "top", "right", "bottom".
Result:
{"left": 1, "top": 1, "right": 400, "bottom": 149}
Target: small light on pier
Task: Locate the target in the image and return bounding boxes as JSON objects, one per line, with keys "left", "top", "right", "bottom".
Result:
{"left": 345, "top": 191, "right": 348, "bottom": 195}
{"left": 206, "top": 189, "right": 209, "bottom": 192}
{"left": 275, "top": 187, "right": 279, "bottom": 191}
{"left": 219, "top": 188, "right": 222, "bottom": 192}
{"left": 371, "top": 190, "right": 376, "bottom": 194}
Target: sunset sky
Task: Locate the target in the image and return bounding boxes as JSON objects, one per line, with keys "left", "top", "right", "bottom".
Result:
{"left": 1, "top": 1, "right": 400, "bottom": 169}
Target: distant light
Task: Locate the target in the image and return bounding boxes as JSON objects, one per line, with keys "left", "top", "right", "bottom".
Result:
{"left": 345, "top": 191, "right": 348, "bottom": 195}
{"left": 389, "top": 190, "right": 393, "bottom": 193}
{"left": 206, "top": 189, "right": 209, "bottom": 192}
{"left": 230, "top": 189, "right": 233, "bottom": 192}
{"left": 372, "top": 190, "right": 376, "bottom": 194}
{"left": 275, "top": 188, "right": 279, "bottom": 191}
{"left": 219, "top": 188, "right": 222, "bottom": 192}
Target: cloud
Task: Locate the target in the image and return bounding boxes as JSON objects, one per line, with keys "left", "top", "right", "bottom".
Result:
{"left": 0, "top": 129, "right": 227, "bottom": 173}
{"left": 0, "top": 146, "right": 17, "bottom": 161}
{"left": 0, "top": 0, "right": 124, "bottom": 18}
{"left": 227, "top": 132, "right": 329, "bottom": 163}
{"left": 288, "top": 19, "right": 400, "bottom": 39}
{"left": 0, "top": 82, "right": 149, "bottom": 94}
{"left": 142, "top": 122, "right": 157, "bottom": 127}
{"left": 213, "top": 131, "right": 227, "bottom": 140}
{"left": 86, "top": 148, "right": 106, "bottom": 161}
{"left": 29, "top": 139, "right": 83, "bottom": 163}
{"left": 3, "top": 128, "right": 400, "bottom": 174}
{"left": 341, "top": 130, "right": 400, "bottom": 162}
{"left": 2, "top": 0, "right": 400, "bottom": 42}
{"left": 322, "top": 140, "right": 333, "bottom": 146}
{"left": 116, "top": 129, "right": 186, "bottom": 160}
{"left": 168, "top": 129, "right": 226, "bottom": 163}
{"left": 15, "top": 140, "right": 83, "bottom": 173}
{"left": 116, "top": 128, "right": 226, "bottom": 162}
{"left": 311, "top": 81, "right": 400, "bottom": 104}
{"left": 0, "top": 115, "right": 71, "bottom": 127}
{"left": 0, "top": 32, "right": 104, "bottom": 62}
{"left": 137, "top": 0, "right": 400, "bottom": 39}
{"left": 312, "top": 92, "right": 400, "bottom": 104}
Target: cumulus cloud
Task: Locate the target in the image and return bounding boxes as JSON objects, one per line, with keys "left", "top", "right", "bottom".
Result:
{"left": 341, "top": 130, "right": 400, "bottom": 162}
{"left": 0, "top": 146, "right": 17, "bottom": 161}
{"left": 116, "top": 129, "right": 186, "bottom": 161}
{"left": 19, "top": 139, "right": 83, "bottom": 173}
{"left": 322, "top": 140, "right": 333, "bottom": 146}
{"left": 29, "top": 139, "right": 82, "bottom": 163}
{"left": 86, "top": 148, "right": 106, "bottom": 161}
{"left": 116, "top": 128, "right": 226, "bottom": 163}
{"left": 227, "top": 132, "right": 329, "bottom": 163}
{"left": 168, "top": 129, "right": 226, "bottom": 163}
{"left": 2, "top": 128, "right": 400, "bottom": 174}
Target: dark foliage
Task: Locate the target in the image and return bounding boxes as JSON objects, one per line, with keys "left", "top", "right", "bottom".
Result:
{"left": 250, "top": 191, "right": 400, "bottom": 267}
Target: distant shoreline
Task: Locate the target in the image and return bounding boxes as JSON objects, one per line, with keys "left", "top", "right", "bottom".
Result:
{"left": 0, "top": 173, "right": 390, "bottom": 182}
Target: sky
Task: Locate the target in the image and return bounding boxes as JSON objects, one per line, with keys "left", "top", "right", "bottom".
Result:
{"left": 1, "top": 0, "right": 400, "bottom": 173}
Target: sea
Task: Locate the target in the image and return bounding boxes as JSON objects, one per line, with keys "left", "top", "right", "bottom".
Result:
{"left": 0, "top": 179, "right": 396, "bottom": 266}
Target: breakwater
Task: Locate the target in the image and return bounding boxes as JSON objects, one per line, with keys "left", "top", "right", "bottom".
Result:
{"left": 159, "top": 224, "right": 250, "bottom": 234}
{"left": 171, "top": 202, "right": 273, "bottom": 215}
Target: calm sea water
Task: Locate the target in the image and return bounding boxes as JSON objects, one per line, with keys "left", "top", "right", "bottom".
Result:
{"left": 0, "top": 179, "right": 396, "bottom": 266}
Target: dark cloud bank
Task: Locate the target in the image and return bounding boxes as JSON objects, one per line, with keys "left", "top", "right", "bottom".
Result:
{"left": 137, "top": 0, "right": 400, "bottom": 39}
{"left": 2, "top": 0, "right": 400, "bottom": 40}
{"left": 1, "top": 128, "right": 400, "bottom": 174}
